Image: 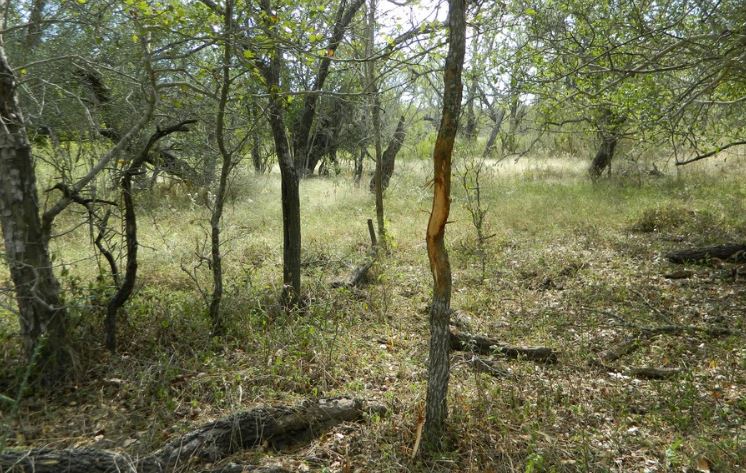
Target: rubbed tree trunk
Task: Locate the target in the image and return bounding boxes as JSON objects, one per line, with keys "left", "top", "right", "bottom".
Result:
{"left": 0, "top": 44, "right": 70, "bottom": 379}
{"left": 369, "top": 115, "right": 406, "bottom": 192}
{"left": 423, "top": 0, "right": 465, "bottom": 450}
{"left": 589, "top": 134, "right": 618, "bottom": 180}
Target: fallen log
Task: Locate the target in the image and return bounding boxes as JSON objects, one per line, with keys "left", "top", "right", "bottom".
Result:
{"left": 201, "top": 463, "right": 291, "bottom": 473}
{"left": 449, "top": 327, "right": 558, "bottom": 364}
{"left": 0, "top": 448, "right": 137, "bottom": 473}
{"left": 0, "top": 398, "right": 384, "bottom": 473}
{"left": 643, "top": 324, "right": 731, "bottom": 337}
{"left": 666, "top": 244, "right": 746, "bottom": 264}
{"left": 627, "top": 367, "right": 681, "bottom": 380}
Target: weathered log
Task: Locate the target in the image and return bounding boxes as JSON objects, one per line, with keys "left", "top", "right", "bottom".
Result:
{"left": 627, "top": 367, "right": 681, "bottom": 380}
{"left": 666, "top": 244, "right": 746, "bottom": 264}
{"left": 449, "top": 327, "right": 558, "bottom": 363}
{"left": 200, "top": 463, "right": 291, "bottom": 473}
{"left": 644, "top": 324, "right": 731, "bottom": 337}
{"left": 0, "top": 448, "right": 137, "bottom": 473}
{"left": 152, "top": 398, "right": 382, "bottom": 469}
{"left": 0, "top": 398, "right": 384, "bottom": 473}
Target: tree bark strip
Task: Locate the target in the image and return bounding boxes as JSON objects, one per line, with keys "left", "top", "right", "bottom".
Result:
{"left": 423, "top": 0, "right": 466, "bottom": 449}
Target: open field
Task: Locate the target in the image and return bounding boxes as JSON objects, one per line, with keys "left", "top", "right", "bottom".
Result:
{"left": 2, "top": 152, "right": 746, "bottom": 472}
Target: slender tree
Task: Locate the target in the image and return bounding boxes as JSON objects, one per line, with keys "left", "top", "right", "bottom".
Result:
{"left": 423, "top": 0, "right": 466, "bottom": 449}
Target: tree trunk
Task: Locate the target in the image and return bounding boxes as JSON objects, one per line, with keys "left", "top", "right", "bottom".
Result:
{"left": 24, "top": 0, "right": 48, "bottom": 50}
{"left": 365, "top": 0, "right": 386, "bottom": 252}
{"left": 482, "top": 108, "right": 505, "bottom": 158}
{"left": 270, "top": 110, "right": 301, "bottom": 305}
{"left": 369, "top": 115, "right": 406, "bottom": 192}
{"left": 0, "top": 398, "right": 385, "bottom": 473}
{"left": 0, "top": 44, "right": 70, "bottom": 380}
{"left": 354, "top": 146, "right": 365, "bottom": 184}
{"left": 291, "top": 0, "right": 365, "bottom": 175}
{"left": 449, "top": 327, "right": 558, "bottom": 363}
{"left": 589, "top": 134, "right": 618, "bottom": 180}
{"left": 423, "top": 0, "right": 465, "bottom": 450}
{"left": 209, "top": 1, "right": 234, "bottom": 336}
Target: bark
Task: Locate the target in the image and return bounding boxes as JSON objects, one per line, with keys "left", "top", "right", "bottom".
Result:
{"left": 255, "top": 0, "right": 303, "bottom": 304}
{"left": 502, "top": 95, "right": 521, "bottom": 154}
{"left": 263, "top": 83, "right": 301, "bottom": 303}
{"left": 209, "top": 3, "right": 234, "bottom": 336}
{"left": 0, "top": 43, "right": 70, "bottom": 379}
{"left": 24, "top": 0, "right": 48, "bottom": 50}
{"left": 627, "top": 367, "right": 681, "bottom": 380}
{"left": 369, "top": 115, "right": 406, "bottom": 192}
{"left": 365, "top": 0, "right": 386, "bottom": 252}
{"left": 482, "top": 108, "right": 505, "bottom": 158}
{"left": 0, "top": 398, "right": 384, "bottom": 473}
{"left": 423, "top": 0, "right": 466, "bottom": 449}
{"left": 589, "top": 134, "right": 618, "bottom": 180}
{"left": 449, "top": 327, "right": 559, "bottom": 363}
{"left": 354, "top": 146, "right": 365, "bottom": 184}
{"left": 666, "top": 244, "right": 746, "bottom": 264}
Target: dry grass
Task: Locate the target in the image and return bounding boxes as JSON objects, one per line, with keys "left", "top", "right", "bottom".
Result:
{"left": 2, "top": 151, "right": 746, "bottom": 472}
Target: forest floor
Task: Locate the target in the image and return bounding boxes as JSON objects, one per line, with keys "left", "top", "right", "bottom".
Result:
{"left": 2, "top": 152, "right": 746, "bottom": 472}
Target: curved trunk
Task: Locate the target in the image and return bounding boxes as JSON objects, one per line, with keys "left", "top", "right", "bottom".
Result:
{"left": 423, "top": 0, "right": 466, "bottom": 449}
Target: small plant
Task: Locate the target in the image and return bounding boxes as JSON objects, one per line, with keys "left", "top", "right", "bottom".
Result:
{"left": 458, "top": 154, "right": 493, "bottom": 282}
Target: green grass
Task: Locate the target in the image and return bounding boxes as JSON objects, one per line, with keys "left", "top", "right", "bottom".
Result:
{"left": 2, "top": 151, "right": 746, "bottom": 471}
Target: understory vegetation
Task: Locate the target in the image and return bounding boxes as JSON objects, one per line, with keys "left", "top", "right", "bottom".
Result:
{"left": 2, "top": 151, "right": 745, "bottom": 472}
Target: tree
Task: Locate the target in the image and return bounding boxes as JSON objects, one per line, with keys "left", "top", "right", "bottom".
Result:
{"left": 0, "top": 42, "right": 70, "bottom": 380}
{"left": 249, "top": 0, "right": 364, "bottom": 303}
{"left": 423, "top": 0, "right": 466, "bottom": 449}
{"left": 526, "top": 0, "right": 746, "bottom": 173}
